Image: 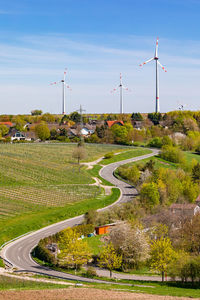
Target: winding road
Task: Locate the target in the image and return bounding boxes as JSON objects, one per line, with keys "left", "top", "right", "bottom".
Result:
{"left": 1, "top": 149, "right": 158, "bottom": 283}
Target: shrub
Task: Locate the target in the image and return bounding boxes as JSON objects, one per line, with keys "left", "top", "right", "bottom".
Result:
{"left": 148, "top": 137, "right": 163, "bottom": 148}
{"left": 34, "top": 241, "right": 56, "bottom": 265}
{"left": 85, "top": 266, "right": 97, "bottom": 278}
{"left": 104, "top": 152, "right": 114, "bottom": 159}
{"left": 159, "top": 145, "right": 185, "bottom": 164}
{"left": 74, "top": 224, "right": 95, "bottom": 236}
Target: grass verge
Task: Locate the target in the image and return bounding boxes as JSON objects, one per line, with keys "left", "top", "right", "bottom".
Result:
{"left": 100, "top": 149, "right": 152, "bottom": 165}
{"left": 0, "top": 275, "right": 71, "bottom": 290}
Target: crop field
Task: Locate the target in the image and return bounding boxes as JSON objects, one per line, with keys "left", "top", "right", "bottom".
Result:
{"left": 0, "top": 143, "right": 133, "bottom": 221}
{"left": 0, "top": 143, "right": 150, "bottom": 244}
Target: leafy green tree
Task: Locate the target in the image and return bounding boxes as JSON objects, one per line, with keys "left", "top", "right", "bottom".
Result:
{"left": 98, "top": 243, "right": 122, "bottom": 277}
{"left": 148, "top": 137, "right": 163, "bottom": 148}
{"left": 148, "top": 113, "right": 162, "bottom": 125}
{"left": 58, "top": 228, "right": 92, "bottom": 272}
{"left": 149, "top": 237, "right": 176, "bottom": 282}
{"left": 41, "top": 113, "right": 55, "bottom": 123}
{"left": 131, "top": 112, "right": 143, "bottom": 121}
{"left": 192, "top": 163, "right": 200, "bottom": 182}
{"left": 35, "top": 123, "right": 50, "bottom": 141}
{"left": 140, "top": 182, "right": 160, "bottom": 210}
{"left": 72, "top": 146, "right": 87, "bottom": 170}
{"left": 111, "top": 124, "right": 128, "bottom": 144}
{"left": 0, "top": 125, "right": 9, "bottom": 136}
{"left": 69, "top": 111, "right": 81, "bottom": 123}
{"left": 160, "top": 145, "right": 185, "bottom": 164}
{"left": 162, "top": 136, "right": 173, "bottom": 146}
{"left": 84, "top": 209, "right": 97, "bottom": 225}
{"left": 31, "top": 109, "right": 43, "bottom": 116}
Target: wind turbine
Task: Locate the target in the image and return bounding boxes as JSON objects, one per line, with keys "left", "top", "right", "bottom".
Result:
{"left": 50, "top": 68, "right": 71, "bottom": 115}
{"left": 139, "top": 38, "right": 167, "bottom": 113}
{"left": 110, "top": 73, "right": 130, "bottom": 114}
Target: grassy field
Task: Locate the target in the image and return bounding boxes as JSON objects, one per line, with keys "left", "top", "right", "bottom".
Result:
{"left": 100, "top": 148, "right": 152, "bottom": 165}
{"left": 0, "top": 275, "right": 70, "bottom": 290}
{"left": 0, "top": 143, "right": 149, "bottom": 245}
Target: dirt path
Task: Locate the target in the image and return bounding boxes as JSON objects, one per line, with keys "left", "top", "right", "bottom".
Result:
{"left": 0, "top": 288, "right": 194, "bottom": 300}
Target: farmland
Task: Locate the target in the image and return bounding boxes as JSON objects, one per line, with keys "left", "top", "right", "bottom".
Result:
{"left": 0, "top": 143, "right": 150, "bottom": 244}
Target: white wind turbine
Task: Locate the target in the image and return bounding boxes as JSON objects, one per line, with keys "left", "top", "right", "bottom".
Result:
{"left": 139, "top": 38, "right": 167, "bottom": 113}
{"left": 50, "top": 68, "right": 71, "bottom": 115}
{"left": 110, "top": 73, "right": 130, "bottom": 114}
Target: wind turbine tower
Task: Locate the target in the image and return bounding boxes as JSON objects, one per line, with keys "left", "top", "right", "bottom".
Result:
{"left": 50, "top": 68, "right": 71, "bottom": 115}
{"left": 139, "top": 38, "right": 167, "bottom": 113}
{"left": 111, "top": 73, "right": 130, "bottom": 114}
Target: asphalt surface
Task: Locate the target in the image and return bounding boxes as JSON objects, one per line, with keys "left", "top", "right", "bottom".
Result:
{"left": 1, "top": 149, "right": 158, "bottom": 283}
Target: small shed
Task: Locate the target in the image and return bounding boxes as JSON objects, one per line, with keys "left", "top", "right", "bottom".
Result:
{"left": 95, "top": 222, "right": 118, "bottom": 235}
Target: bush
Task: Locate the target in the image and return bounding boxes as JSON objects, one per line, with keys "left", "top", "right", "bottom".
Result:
{"left": 159, "top": 145, "right": 185, "bottom": 164}
{"left": 104, "top": 152, "right": 114, "bottom": 159}
{"left": 148, "top": 137, "right": 163, "bottom": 148}
{"left": 74, "top": 224, "right": 95, "bottom": 236}
{"left": 34, "top": 241, "right": 56, "bottom": 265}
{"left": 85, "top": 266, "right": 97, "bottom": 278}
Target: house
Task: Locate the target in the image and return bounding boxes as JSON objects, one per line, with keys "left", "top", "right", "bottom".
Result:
{"left": 7, "top": 128, "right": 34, "bottom": 141}
{"left": 132, "top": 121, "right": 143, "bottom": 130}
{"left": 0, "top": 122, "right": 13, "bottom": 128}
{"left": 106, "top": 120, "right": 124, "bottom": 128}
{"left": 169, "top": 203, "right": 200, "bottom": 218}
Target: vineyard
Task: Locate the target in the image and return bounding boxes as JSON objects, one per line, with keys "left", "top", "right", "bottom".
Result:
{"left": 0, "top": 143, "right": 134, "bottom": 223}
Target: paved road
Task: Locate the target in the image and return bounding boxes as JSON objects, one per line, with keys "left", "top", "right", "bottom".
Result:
{"left": 1, "top": 149, "right": 159, "bottom": 283}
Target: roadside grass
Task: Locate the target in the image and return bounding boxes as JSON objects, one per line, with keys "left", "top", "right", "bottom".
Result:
{"left": 87, "top": 165, "right": 113, "bottom": 186}
{"left": 0, "top": 188, "right": 120, "bottom": 246}
{"left": 116, "top": 156, "right": 178, "bottom": 171}
{"left": 0, "top": 275, "right": 70, "bottom": 290}
{"left": 86, "top": 280, "right": 200, "bottom": 298}
{"left": 0, "top": 258, "right": 4, "bottom": 267}
{"left": 100, "top": 149, "right": 152, "bottom": 165}
{"left": 1, "top": 273, "right": 200, "bottom": 297}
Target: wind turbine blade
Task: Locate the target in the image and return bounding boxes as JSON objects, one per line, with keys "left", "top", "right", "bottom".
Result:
{"left": 50, "top": 81, "right": 60, "bottom": 85}
{"left": 155, "top": 37, "right": 159, "bottom": 57}
{"left": 158, "top": 61, "right": 167, "bottom": 72}
{"left": 139, "top": 57, "right": 154, "bottom": 66}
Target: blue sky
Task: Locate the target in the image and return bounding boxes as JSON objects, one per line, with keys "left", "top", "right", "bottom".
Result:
{"left": 0, "top": 0, "right": 200, "bottom": 114}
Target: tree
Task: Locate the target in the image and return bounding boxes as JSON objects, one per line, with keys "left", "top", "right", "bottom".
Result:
{"left": 58, "top": 228, "right": 92, "bottom": 272}
{"left": 148, "top": 137, "right": 163, "bottom": 148}
{"left": 0, "top": 125, "right": 9, "bottom": 137}
{"left": 160, "top": 145, "right": 185, "bottom": 164}
{"left": 72, "top": 146, "right": 87, "bottom": 168}
{"left": 192, "top": 163, "right": 200, "bottom": 182}
{"left": 111, "top": 124, "right": 128, "bottom": 144}
{"left": 148, "top": 113, "right": 162, "bottom": 125}
{"left": 98, "top": 243, "right": 122, "bottom": 277}
{"left": 35, "top": 123, "right": 50, "bottom": 141}
{"left": 84, "top": 209, "right": 97, "bottom": 225}
{"left": 140, "top": 182, "right": 160, "bottom": 210}
{"left": 110, "top": 223, "right": 149, "bottom": 270}
{"left": 31, "top": 109, "right": 43, "bottom": 116}
{"left": 149, "top": 237, "right": 176, "bottom": 282}
{"left": 131, "top": 112, "right": 143, "bottom": 121}
{"left": 41, "top": 113, "right": 55, "bottom": 123}
{"left": 69, "top": 111, "right": 81, "bottom": 123}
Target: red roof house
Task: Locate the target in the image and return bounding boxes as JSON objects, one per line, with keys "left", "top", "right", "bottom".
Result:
{"left": 106, "top": 120, "right": 124, "bottom": 128}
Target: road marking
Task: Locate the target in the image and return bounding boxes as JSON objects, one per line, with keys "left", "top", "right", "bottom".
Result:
{"left": 17, "top": 255, "right": 21, "bottom": 261}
